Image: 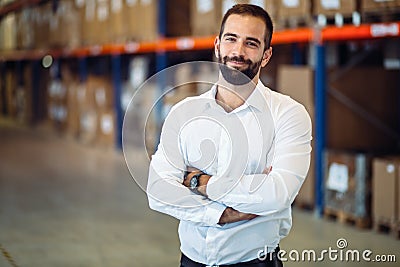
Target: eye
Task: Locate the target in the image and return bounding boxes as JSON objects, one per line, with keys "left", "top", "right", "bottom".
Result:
{"left": 246, "top": 41, "right": 259, "bottom": 48}
{"left": 224, "top": 36, "right": 236, "bottom": 42}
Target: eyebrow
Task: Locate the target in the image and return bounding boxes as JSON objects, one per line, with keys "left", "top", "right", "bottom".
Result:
{"left": 223, "top": 32, "right": 261, "bottom": 45}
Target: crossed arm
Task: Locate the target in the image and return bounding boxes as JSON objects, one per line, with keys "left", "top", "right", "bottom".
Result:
{"left": 147, "top": 103, "right": 312, "bottom": 226}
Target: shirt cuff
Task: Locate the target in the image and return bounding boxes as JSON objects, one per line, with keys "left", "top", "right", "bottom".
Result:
{"left": 203, "top": 201, "right": 226, "bottom": 226}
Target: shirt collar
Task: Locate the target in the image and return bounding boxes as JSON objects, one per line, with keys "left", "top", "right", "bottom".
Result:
{"left": 201, "top": 80, "right": 269, "bottom": 113}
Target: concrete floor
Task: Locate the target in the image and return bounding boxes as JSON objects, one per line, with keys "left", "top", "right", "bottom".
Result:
{"left": 0, "top": 121, "right": 399, "bottom": 267}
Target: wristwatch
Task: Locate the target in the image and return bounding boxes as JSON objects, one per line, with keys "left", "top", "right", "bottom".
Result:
{"left": 188, "top": 172, "right": 204, "bottom": 190}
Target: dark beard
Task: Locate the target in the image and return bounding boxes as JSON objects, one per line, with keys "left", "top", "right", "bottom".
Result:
{"left": 218, "top": 50, "right": 262, "bottom": 86}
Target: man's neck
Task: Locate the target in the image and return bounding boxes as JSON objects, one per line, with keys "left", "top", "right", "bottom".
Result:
{"left": 215, "top": 77, "right": 258, "bottom": 112}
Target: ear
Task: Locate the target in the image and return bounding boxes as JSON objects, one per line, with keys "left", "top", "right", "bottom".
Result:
{"left": 214, "top": 36, "right": 220, "bottom": 59}
{"left": 261, "top": 47, "right": 272, "bottom": 68}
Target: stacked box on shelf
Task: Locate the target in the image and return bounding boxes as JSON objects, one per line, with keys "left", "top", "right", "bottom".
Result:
{"left": 191, "top": 0, "right": 278, "bottom": 37}
{"left": 49, "top": 1, "right": 82, "bottom": 48}
{"left": 123, "top": 0, "right": 157, "bottom": 42}
{"left": 4, "top": 67, "right": 33, "bottom": 124}
{"left": 0, "top": 0, "right": 15, "bottom": 5}
{"left": 109, "top": 0, "right": 126, "bottom": 43}
{"left": 166, "top": 0, "right": 191, "bottom": 37}
{"left": 328, "top": 67, "right": 400, "bottom": 153}
{"left": 372, "top": 158, "right": 400, "bottom": 229}
{"left": 0, "top": 12, "right": 17, "bottom": 50}
{"left": 277, "top": 65, "right": 315, "bottom": 208}
{"left": 77, "top": 75, "right": 115, "bottom": 147}
{"left": 313, "top": 0, "right": 358, "bottom": 17}
{"left": 82, "top": 0, "right": 109, "bottom": 45}
{"left": 361, "top": 0, "right": 400, "bottom": 12}
{"left": 324, "top": 150, "right": 372, "bottom": 227}
{"left": 276, "top": 0, "right": 312, "bottom": 28}
{"left": 191, "top": 0, "right": 222, "bottom": 36}
{"left": 16, "top": 8, "right": 35, "bottom": 49}
{"left": 123, "top": 0, "right": 140, "bottom": 41}
{"left": 138, "top": 0, "right": 157, "bottom": 41}
{"left": 32, "top": 3, "right": 51, "bottom": 49}
{"left": 47, "top": 79, "right": 68, "bottom": 132}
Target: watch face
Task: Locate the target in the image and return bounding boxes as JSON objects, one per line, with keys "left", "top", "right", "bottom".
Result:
{"left": 189, "top": 176, "right": 198, "bottom": 189}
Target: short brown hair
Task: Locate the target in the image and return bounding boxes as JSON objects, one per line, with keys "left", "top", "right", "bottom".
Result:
{"left": 219, "top": 4, "right": 274, "bottom": 50}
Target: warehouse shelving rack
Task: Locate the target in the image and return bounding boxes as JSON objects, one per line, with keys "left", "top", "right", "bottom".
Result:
{"left": 1, "top": 0, "right": 400, "bottom": 216}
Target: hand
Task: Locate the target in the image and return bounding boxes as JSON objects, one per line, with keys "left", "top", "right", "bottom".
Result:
{"left": 263, "top": 166, "right": 272, "bottom": 175}
{"left": 218, "top": 207, "right": 258, "bottom": 225}
{"left": 182, "top": 169, "right": 211, "bottom": 197}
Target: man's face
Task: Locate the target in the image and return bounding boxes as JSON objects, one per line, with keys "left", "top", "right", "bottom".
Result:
{"left": 215, "top": 14, "right": 272, "bottom": 85}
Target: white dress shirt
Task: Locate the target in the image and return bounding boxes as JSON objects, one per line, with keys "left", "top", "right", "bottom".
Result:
{"left": 147, "top": 81, "right": 312, "bottom": 266}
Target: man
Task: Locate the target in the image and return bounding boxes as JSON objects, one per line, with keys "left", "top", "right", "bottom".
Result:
{"left": 147, "top": 4, "right": 312, "bottom": 267}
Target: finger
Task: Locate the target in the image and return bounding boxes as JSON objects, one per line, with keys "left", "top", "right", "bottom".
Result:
{"left": 262, "top": 166, "right": 272, "bottom": 175}
{"left": 187, "top": 166, "right": 200, "bottom": 172}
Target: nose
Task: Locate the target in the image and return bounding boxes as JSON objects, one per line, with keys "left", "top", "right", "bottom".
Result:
{"left": 231, "top": 41, "right": 245, "bottom": 57}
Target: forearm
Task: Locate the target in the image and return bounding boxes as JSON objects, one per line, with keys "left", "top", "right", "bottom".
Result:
{"left": 182, "top": 170, "right": 259, "bottom": 223}
{"left": 147, "top": 155, "right": 226, "bottom": 227}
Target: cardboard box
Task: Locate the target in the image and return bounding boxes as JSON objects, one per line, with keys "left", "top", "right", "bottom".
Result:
{"left": 56, "top": 1, "right": 82, "bottom": 48}
{"left": 314, "top": 0, "right": 357, "bottom": 16}
{"left": 278, "top": 66, "right": 400, "bottom": 153}
{"left": 328, "top": 68, "right": 400, "bottom": 153}
{"left": 79, "top": 109, "right": 98, "bottom": 144}
{"left": 137, "top": 0, "right": 157, "bottom": 41}
{"left": 0, "top": 13, "right": 17, "bottom": 50}
{"left": 191, "top": 0, "right": 278, "bottom": 37}
{"left": 325, "top": 151, "right": 372, "bottom": 218}
{"left": 110, "top": 0, "right": 126, "bottom": 42}
{"left": 361, "top": 0, "right": 400, "bottom": 12}
{"left": 277, "top": 65, "right": 314, "bottom": 206}
{"left": 47, "top": 79, "right": 68, "bottom": 131}
{"left": 166, "top": 0, "right": 191, "bottom": 37}
{"left": 260, "top": 44, "right": 294, "bottom": 89}
{"left": 86, "top": 75, "right": 114, "bottom": 110}
{"left": 123, "top": 0, "right": 140, "bottom": 41}
{"left": 191, "top": 0, "right": 222, "bottom": 36}
{"left": 82, "top": 0, "right": 110, "bottom": 45}
{"left": 96, "top": 109, "right": 116, "bottom": 147}
{"left": 33, "top": 3, "right": 50, "bottom": 49}
{"left": 65, "top": 82, "right": 80, "bottom": 138}
{"left": 278, "top": 0, "right": 311, "bottom": 18}
{"left": 372, "top": 158, "right": 399, "bottom": 223}
{"left": 16, "top": 8, "right": 35, "bottom": 49}
{"left": 277, "top": 65, "right": 314, "bottom": 115}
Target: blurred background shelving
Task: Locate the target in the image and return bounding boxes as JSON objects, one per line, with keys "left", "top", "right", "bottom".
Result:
{"left": 1, "top": 0, "right": 400, "bottom": 240}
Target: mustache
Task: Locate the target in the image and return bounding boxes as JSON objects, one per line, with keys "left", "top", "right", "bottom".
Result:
{"left": 223, "top": 56, "right": 253, "bottom": 65}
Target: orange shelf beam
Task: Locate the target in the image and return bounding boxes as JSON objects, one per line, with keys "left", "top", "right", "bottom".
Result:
{"left": 272, "top": 28, "right": 313, "bottom": 44}
{"left": 1, "top": 22, "right": 399, "bottom": 62}
{"left": 322, "top": 21, "right": 400, "bottom": 41}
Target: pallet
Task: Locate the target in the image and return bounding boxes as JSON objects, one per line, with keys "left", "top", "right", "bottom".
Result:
{"left": 324, "top": 207, "right": 371, "bottom": 229}
{"left": 374, "top": 219, "right": 400, "bottom": 239}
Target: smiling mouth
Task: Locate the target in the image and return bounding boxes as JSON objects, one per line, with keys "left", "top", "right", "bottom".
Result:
{"left": 227, "top": 61, "right": 247, "bottom": 68}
